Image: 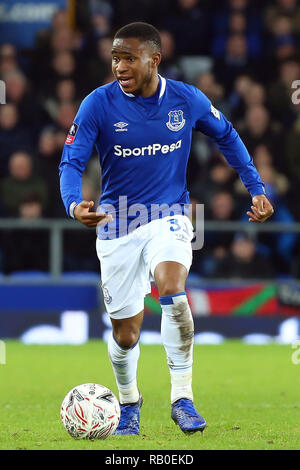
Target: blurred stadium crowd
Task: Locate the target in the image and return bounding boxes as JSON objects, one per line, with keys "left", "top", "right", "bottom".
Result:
{"left": 0, "top": 0, "right": 300, "bottom": 278}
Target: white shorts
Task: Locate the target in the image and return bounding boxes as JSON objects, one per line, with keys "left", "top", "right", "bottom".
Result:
{"left": 96, "top": 215, "right": 193, "bottom": 320}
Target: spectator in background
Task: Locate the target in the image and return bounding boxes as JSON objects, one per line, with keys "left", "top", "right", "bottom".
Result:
{"left": 161, "top": 0, "right": 211, "bottom": 55}
{"left": 35, "top": 9, "right": 70, "bottom": 52}
{"left": 228, "top": 73, "right": 254, "bottom": 121}
{"left": 0, "top": 151, "right": 48, "bottom": 216}
{"left": 0, "top": 104, "right": 32, "bottom": 176}
{"left": 86, "top": 36, "right": 114, "bottom": 89}
{"left": 286, "top": 107, "right": 300, "bottom": 186}
{"left": 190, "top": 159, "right": 236, "bottom": 207}
{"left": 39, "top": 51, "right": 79, "bottom": 98}
{"left": 36, "top": 128, "right": 65, "bottom": 217}
{"left": 0, "top": 44, "right": 19, "bottom": 76}
{"left": 213, "top": 0, "right": 263, "bottom": 36}
{"left": 212, "top": 11, "right": 262, "bottom": 60}
{"left": 42, "top": 79, "right": 78, "bottom": 121}
{"left": 264, "top": 0, "right": 300, "bottom": 35}
{"left": 238, "top": 105, "right": 284, "bottom": 173}
{"left": 213, "top": 233, "right": 274, "bottom": 279}
{"left": 2, "top": 192, "right": 49, "bottom": 273}
{"left": 243, "top": 82, "right": 266, "bottom": 109}
{"left": 4, "top": 70, "right": 50, "bottom": 134}
{"left": 268, "top": 59, "right": 300, "bottom": 128}
{"left": 231, "top": 80, "right": 267, "bottom": 127}
{"left": 81, "top": 0, "right": 113, "bottom": 57}
{"left": 213, "top": 33, "right": 254, "bottom": 93}
{"left": 192, "top": 191, "right": 239, "bottom": 276}
{"left": 158, "top": 30, "right": 182, "bottom": 81}
{"left": 53, "top": 102, "right": 77, "bottom": 134}
{"left": 267, "top": 15, "right": 295, "bottom": 53}
{"left": 234, "top": 145, "right": 289, "bottom": 204}
{"left": 237, "top": 155, "right": 297, "bottom": 274}
{"left": 195, "top": 72, "right": 230, "bottom": 116}
{"left": 31, "top": 12, "right": 77, "bottom": 89}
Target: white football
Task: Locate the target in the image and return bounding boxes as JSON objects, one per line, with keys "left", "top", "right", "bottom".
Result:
{"left": 60, "top": 383, "right": 120, "bottom": 439}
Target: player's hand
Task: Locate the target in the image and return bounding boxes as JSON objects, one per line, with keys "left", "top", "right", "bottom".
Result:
{"left": 73, "top": 200, "right": 113, "bottom": 227}
{"left": 247, "top": 194, "right": 274, "bottom": 223}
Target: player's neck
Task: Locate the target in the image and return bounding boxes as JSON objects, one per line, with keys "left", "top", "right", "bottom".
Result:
{"left": 138, "top": 74, "right": 159, "bottom": 98}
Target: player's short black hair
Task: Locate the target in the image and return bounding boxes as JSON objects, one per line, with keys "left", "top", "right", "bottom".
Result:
{"left": 114, "top": 22, "right": 161, "bottom": 52}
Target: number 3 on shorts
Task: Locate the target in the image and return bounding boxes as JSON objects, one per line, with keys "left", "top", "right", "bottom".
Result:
{"left": 168, "top": 218, "right": 189, "bottom": 234}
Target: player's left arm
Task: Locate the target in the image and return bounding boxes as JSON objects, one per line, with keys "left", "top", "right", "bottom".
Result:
{"left": 188, "top": 86, "right": 274, "bottom": 223}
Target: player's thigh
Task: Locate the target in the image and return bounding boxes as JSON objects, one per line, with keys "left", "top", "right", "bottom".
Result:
{"left": 96, "top": 236, "right": 150, "bottom": 320}
{"left": 154, "top": 261, "right": 188, "bottom": 296}
{"left": 144, "top": 215, "right": 193, "bottom": 282}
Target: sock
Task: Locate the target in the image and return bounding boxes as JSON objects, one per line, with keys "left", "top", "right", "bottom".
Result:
{"left": 107, "top": 332, "right": 140, "bottom": 404}
{"left": 160, "top": 292, "right": 194, "bottom": 404}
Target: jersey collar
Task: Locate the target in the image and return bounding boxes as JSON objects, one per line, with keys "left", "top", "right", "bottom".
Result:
{"left": 118, "top": 75, "right": 166, "bottom": 104}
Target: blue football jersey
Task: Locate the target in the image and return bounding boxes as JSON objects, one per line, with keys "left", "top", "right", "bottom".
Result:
{"left": 59, "top": 76, "right": 265, "bottom": 238}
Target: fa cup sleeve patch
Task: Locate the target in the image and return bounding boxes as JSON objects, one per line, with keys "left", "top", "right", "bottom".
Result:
{"left": 210, "top": 104, "right": 220, "bottom": 120}
{"left": 66, "top": 122, "right": 79, "bottom": 145}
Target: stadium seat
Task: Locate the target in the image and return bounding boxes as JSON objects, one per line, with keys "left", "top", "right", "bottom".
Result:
{"left": 178, "top": 56, "right": 212, "bottom": 83}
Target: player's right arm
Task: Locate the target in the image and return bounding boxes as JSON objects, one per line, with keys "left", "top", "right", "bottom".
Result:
{"left": 59, "top": 91, "right": 112, "bottom": 227}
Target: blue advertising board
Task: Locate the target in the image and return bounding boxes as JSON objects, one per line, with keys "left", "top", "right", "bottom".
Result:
{"left": 0, "top": 282, "right": 300, "bottom": 344}
{"left": 0, "top": 0, "right": 67, "bottom": 48}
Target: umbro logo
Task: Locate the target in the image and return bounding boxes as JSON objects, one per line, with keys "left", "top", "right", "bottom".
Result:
{"left": 114, "top": 121, "right": 128, "bottom": 132}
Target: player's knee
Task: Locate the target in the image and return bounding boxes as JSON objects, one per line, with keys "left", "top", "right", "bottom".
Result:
{"left": 114, "top": 329, "right": 139, "bottom": 349}
{"left": 159, "top": 281, "right": 185, "bottom": 298}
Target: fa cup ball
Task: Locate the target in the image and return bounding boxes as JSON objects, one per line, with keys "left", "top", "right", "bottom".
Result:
{"left": 60, "top": 383, "right": 120, "bottom": 439}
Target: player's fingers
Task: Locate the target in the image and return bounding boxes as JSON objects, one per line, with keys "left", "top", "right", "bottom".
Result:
{"left": 251, "top": 206, "right": 265, "bottom": 220}
{"left": 251, "top": 205, "right": 261, "bottom": 216}
{"left": 95, "top": 212, "right": 113, "bottom": 221}
{"left": 85, "top": 217, "right": 112, "bottom": 227}
{"left": 81, "top": 213, "right": 108, "bottom": 221}
{"left": 252, "top": 196, "right": 265, "bottom": 215}
{"left": 80, "top": 200, "right": 94, "bottom": 209}
{"left": 82, "top": 215, "right": 112, "bottom": 225}
{"left": 247, "top": 211, "right": 262, "bottom": 223}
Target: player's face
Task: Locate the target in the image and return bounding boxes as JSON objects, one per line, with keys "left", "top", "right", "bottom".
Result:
{"left": 111, "top": 38, "right": 161, "bottom": 96}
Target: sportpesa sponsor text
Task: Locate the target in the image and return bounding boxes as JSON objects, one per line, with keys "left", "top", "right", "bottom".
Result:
{"left": 114, "top": 139, "right": 182, "bottom": 158}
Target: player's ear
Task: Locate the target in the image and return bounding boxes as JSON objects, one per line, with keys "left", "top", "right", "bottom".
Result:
{"left": 152, "top": 52, "right": 162, "bottom": 67}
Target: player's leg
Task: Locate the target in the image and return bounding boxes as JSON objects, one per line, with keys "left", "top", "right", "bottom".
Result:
{"left": 155, "top": 260, "right": 206, "bottom": 433}
{"left": 154, "top": 261, "right": 194, "bottom": 403}
{"left": 107, "top": 310, "right": 144, "bottom": 435}
{"left": 96, "top": 235, "right": 149, "bottom": 435}
{"left": 108, "top": 310, "right": 144, "bottom": 405}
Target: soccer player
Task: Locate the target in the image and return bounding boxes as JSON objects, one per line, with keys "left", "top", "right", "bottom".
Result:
{"left": 59, "top": 22, "right": 274, "bottom": 435}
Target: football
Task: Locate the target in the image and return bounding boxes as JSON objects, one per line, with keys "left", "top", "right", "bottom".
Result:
{"left": 60, "top": 383, "right": 120, "bottom": 439}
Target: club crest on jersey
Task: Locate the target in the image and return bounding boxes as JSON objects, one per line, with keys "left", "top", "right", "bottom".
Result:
{"left": 66, "top": 122, "right": 79, "bottom": 145}
{"left": 166, "top": 110, "right": 185, "bottom": 132}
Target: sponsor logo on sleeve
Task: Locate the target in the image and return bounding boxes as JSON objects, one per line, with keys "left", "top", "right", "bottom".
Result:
{"left": 66, "top": 122, "right": 79, "bottom": 145}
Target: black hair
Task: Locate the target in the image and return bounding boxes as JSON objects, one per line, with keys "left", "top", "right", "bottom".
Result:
{"left": 114, "top": 22, "right": 161, "bottom": 52}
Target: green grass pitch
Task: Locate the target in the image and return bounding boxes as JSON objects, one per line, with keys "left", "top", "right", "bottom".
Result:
{"left": 0, "top": 340, "right": 299, "bottom": 450}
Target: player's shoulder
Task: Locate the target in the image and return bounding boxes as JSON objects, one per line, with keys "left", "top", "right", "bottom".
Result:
{"left": 165, "top": 78, "right": 209, "bottom": 110}
{"left": 80, "top": 81, "right": 119, "bottom": 108}
{"left": 93, "top": 80, "right": 119, "bottom": 98}
{"left": 166, "top": 78, "right": 204, "bottom": 99}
